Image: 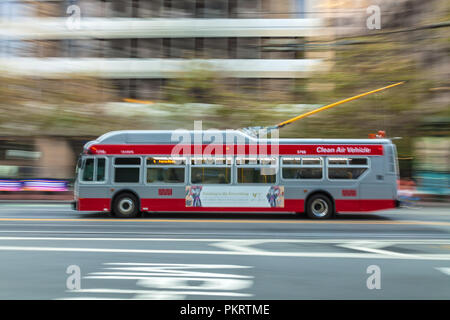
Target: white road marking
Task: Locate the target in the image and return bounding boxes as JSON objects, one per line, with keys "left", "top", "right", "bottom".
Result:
{"left": 88, "top": 263, "right": 253, "bottom": 279}
{"left": 337, "top": 241, "right": 418, "bottom": 258}
{"left": 435, "top": 267, "right": 450, "bottom": 276}
{"left": 84, "top": 274, "right": 251, "bottom": 279}
{"left": 58, "top": 297, "right": 130, "bottom": 300}
{"left": 210, "top": 240, "right": 268, "bottom": 254}
{"left": 65, "top": 262, "right": 255, "bottom": 300}
{"left": 105, "top": 262, "right": 252, "bottom": 267}
{"left": 66, "top": 289, "right": 252, "bottom": 297}
{"left": 0, "top": 236, "right": 450, "bottom": 246}
{"left": 0, "top": 236, "right": 449, "bottom": 244}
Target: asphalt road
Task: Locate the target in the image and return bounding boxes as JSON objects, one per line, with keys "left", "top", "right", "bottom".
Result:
{"left": 0, "top": 203, "right": 449, "bottom": 300}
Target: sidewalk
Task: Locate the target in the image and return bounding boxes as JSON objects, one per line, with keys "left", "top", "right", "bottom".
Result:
{"left": 0, "top": 192, "right": 73, "bottom": 202}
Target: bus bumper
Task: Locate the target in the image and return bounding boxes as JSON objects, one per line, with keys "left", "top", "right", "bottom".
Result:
{"left": 71, "top": 200, "right": 78, "bottom": 211}
{"left": 395, "top": 199, "right": 401, "bottom": 208}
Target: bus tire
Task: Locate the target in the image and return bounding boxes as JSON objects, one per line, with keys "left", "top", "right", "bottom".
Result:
{"left": 306, "top": 194, "right": 334, "bottom": 219}
{"left": 112, "top": 193, "right": 139, "bottom": 218}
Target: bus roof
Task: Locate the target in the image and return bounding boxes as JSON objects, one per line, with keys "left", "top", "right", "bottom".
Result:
{"left": 92, "top": 130, "right": 393, "bottom": 146}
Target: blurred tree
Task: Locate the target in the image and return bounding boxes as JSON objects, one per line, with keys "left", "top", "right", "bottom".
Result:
{"left": 286, "top": 1, "right": 449, "bottom": 161}
{"left": 0, "top": 75, "right": 127, "bottom": 136}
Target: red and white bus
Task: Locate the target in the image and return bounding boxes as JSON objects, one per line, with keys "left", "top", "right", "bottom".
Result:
{"left": 72, "top": 130, "right": 400, "bottom": 219}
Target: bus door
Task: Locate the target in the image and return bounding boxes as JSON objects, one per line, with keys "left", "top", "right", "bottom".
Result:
{"left": 143, "top": 156, "right": 187, "bottom": 211}
{"left": 327, "top": 157, "right": 368, "bottom": 211}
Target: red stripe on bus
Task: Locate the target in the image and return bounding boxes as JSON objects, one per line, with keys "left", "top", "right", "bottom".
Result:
{"left": 78, "top": 198, "right": 111, "bottom": 211}
{"left": 335, "top": 199, "right": 396, "bottom": 212}
{"left": 89, "top": 144, "right": 384, "bottom": 156}
{"left": 76, "top": 198, "right": 396, "bottom": 213}
{"left": 141, "top": 199, "right": 304, "bottom": 212}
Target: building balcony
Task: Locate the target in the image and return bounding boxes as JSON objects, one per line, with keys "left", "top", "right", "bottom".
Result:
{"left": 0, "top": 18, "right": 323, "bottom": 40}
{"left": 0, "top": 57, "right": 324, "bottom": 78}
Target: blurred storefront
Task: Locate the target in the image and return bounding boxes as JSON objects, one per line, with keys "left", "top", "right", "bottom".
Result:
{"left": 0, "top": 136, "right": 91, "bottom": 182}
{"left": 414, "top": 118, "right": 450, "bottom": 199}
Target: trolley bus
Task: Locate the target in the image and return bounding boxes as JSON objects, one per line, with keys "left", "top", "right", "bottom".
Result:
{"left": 72, "top": 130, "right": 400, "bottom": 219}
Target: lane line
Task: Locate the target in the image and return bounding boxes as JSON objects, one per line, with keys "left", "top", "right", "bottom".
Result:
{"left": 0, "top": 245, "right": 449, "bottom": 260}
{"left": 0, "top": 230, "right": 448, "bottom": 240}
{"left": 0, "top": 217, "right": 449, "bottom": 226}
{"left": 0, "top": 236, "right": 449, "bottom": 244}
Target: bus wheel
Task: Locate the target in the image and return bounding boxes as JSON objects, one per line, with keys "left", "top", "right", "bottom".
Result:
{"left": 306, "top": 194, "right": 334, "bottom": 219}
{"left": 113, "top": 193, "right": 139, "bottom": 218}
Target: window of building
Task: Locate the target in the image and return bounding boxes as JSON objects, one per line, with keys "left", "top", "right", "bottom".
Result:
{"left": 327, "top": 157, "right": 369, "bottom": 180}
{"left": 282, "top": 157, "right": 323, "bottom": 180}
{"left": 236, "top": 38, "right": 261, "bottom": 59}
{"left": 205, "top": 0, "right": 227, "bottom": 18}
{"left": 237, "top": 0, "right": 261, "bottom": 18}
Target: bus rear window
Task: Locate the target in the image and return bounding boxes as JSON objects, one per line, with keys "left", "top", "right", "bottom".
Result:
{"left": 349, "top": 158, "right": 368, "bottom": 165}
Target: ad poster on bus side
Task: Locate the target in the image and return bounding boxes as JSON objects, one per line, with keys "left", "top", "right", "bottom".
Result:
{"left": 186, "top": 186, "right": 285, "bottom": 208}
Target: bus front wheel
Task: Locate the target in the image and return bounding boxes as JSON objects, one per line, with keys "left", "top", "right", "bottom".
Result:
{"left": 306, "top": 194, "right": 334, "bottom": 219}
{"left": 113, "top": 193, "right": 139, "bottom": 218}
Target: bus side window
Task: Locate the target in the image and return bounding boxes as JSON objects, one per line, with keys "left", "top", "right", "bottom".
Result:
{"left": 146, "top": 157, "right": 185, "bottom": 184}
{"left": 114, "top": 157, "right": 141, "bottom": 183}
{"left": 82, "top": 159, "right": 94, "bottom": 181}
{"left": 190, "top": 157, "right": 232, "bottom": 184}
{"left": 236, "top": 157, "right": 277, "bottom": 184}
{"left": 281, "top": 157, "right": 323, "bottom": 180}
{"left": 327, "top": 157, "right": 369, "bottom": 180}
{"left": 191, "top": 167, "right": 231, "bottom": 184}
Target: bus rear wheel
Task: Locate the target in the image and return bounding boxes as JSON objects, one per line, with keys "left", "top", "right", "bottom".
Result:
{"left": 113, "top": 193, "right": 139, "bottom": 218}
{"left": 306, "top": 194, "right": 334, "bottom": 219}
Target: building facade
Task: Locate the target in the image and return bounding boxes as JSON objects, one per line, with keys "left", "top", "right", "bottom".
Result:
{"left": 1, "top": 0, "right": 327, "bottom": 101}
{"left": 0, "top": 0, "right": 328, "bottom": 180}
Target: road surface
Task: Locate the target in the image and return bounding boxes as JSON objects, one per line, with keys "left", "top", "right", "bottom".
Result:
{"left": 0, "top": 203, "right": 448, "bottom": 300}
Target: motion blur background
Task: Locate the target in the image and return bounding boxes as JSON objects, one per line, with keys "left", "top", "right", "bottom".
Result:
{"left": 0, "top": 0, "right": 448, "bottom": 200}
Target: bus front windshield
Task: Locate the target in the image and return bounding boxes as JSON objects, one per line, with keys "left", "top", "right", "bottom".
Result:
{"left": 75, "top": 157, "right": 84, "bottom": 178}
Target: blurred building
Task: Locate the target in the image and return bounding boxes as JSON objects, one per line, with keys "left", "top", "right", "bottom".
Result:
{"left": 1, "top": 0, "right": 447, "bottom": 185}
{"left": 1, "top": 0, "right": 327, "bottom": 101}
{"left": 0, "top": 0, "right": 329, "bottom": 180}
